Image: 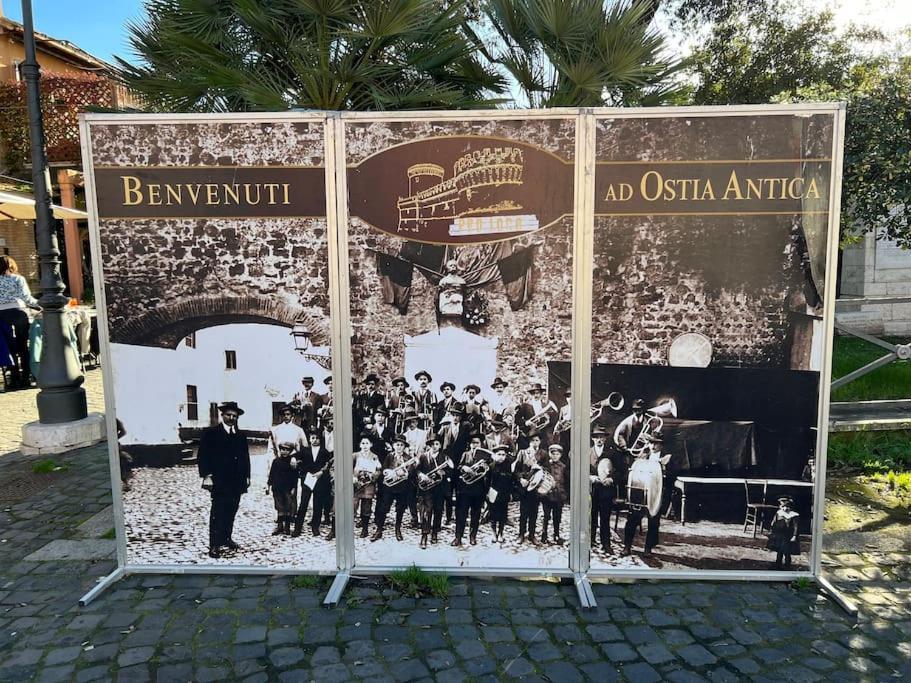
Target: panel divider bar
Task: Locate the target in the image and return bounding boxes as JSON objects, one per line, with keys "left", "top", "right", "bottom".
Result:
{"left": 327, "top": 113, "right": 356, "bottom": 573}
{"left": 574, "top": 573, "right": 597, "bottom": 609}
{"left": 569, "top": 111, "right": 597, "bottom": 574}
{"left": 79, "top": 567, "right": 126, "bottom": 607}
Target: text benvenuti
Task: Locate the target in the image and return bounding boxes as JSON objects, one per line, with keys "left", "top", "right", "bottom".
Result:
{"left": 120, "top": 176, "right": 292, "bottom": 207}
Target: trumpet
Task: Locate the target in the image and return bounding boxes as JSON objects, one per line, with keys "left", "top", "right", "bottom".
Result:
{"left": 418, "top": 458, "right": 453, "bottom": 491}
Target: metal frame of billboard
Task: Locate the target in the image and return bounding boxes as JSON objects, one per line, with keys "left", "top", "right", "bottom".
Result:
{"left": 77, "top": 104, "right": 845, "bottom": 609}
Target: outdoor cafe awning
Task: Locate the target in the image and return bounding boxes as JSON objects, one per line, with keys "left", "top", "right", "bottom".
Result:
{"left": 0, "top": 189, "right": 88, "bottom": 220}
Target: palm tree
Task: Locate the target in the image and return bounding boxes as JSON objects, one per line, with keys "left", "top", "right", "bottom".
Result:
{"left": 118, "top": 0, "right": 506, "bottom": 112}
{"left": 472, "top": 0, "right": 683, "bottom": 108}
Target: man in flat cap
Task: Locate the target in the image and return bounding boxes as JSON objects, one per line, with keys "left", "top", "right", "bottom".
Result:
{"left": 198, "top": 402, "right": 251, "bottom": 558}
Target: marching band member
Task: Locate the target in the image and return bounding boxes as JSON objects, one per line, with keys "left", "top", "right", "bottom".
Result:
{"left": 485, "top": 418, "right": 514, "bottom": 452}
{"left": 452, "top": 433, "right": 491, "bottom": 547}
{"left": 403, "top": 411, "right": 428, "bottom": 457}
{"left": 589, "top": 427, "right": 615, "bottom": 553}
{"left": 372, "top": 435, "right": 416, "bottom": 542}
{"left": 439, "top": 402, "right": 471, "bottom": 525}
{"left": 613, "top": 398, "right": 647, "bottom": 452}
{"left": 434, "top": 381, "right": 457, "bottom": 428}
{"left": 514, "top": 433, "right": 546, "bottom": 545}
{"left": 353, "top": 434, "right": 381, "bottom": 538}
{"left": 412, "top": 370, "right": 437, "bottom": 429}
{"left": 487, "top": 377, "right": 513, "bottom": 420}
{"left": 367, "top": 406, "right": 393, "bottom": 455}
{"left": 555, "top": 388, "right": 572, "bottom": 453}
{"left": 622, "top": 431, "right": 672, "bottom": 558}
{"left": 354, "top": 373, "right": 386, "bottom": 429}
{"left": 388, "top": 376, "right": 412, "bottom": 434}
{"left": 318, "top": 375, "right": 333, "bottom": 430}
{"left": 540, "top": 444, "right": 569, "bottom": 545}
{"left": 291, "top": 431, "right": 323, "bottom": 537}
{"left": 463, "top": 384, "right": 483, "bottom": 431}
{"left": 417, "top": 434, "right": 451, "bottom": 548}
{"left": 516, "top": 382, "right": 557, "bottom": 446}
{"left": 488, "top": 444, "right": 514, "bottom": 543}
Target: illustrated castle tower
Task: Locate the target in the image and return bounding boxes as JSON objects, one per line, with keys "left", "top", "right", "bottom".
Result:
{"left": 397, "top": 147, "right": 525, "bottom": 233}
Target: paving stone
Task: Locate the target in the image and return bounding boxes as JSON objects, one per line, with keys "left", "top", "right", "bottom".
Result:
{"left": 36, "top": 665, "right": 75, "bottom": 683}
{"left": 455, "top": 639, "right": 486, "bottom": 659}
{"left": 541, "top": 660, "right": 583, "bottom": 682}
{"left": 619, "top": 662, "right": 661, "bottom": 683}
{"left": 677, "top": 644, "right": 717, "bottom": 667}
{"left": 155, "top": 662, "right": 194, "bottom": 682}
{"left": 462, "top": 656, "right": 497, "bottom": 677}
{"left": 602, "top": 642, "right": 639, "bottom": 663}
{"left": 527, "top": 641, "right": 561, "bottom": 662}
{"left": 637, "top": 642, "right": 676, "bottom": 665}
{"left": 311, "top": 663, "right": 350, "bottom": 682}
{"left": 502, "top": 657, "right": 535, "bottom": 678}
{"left": 312, "top": 645, "right": 341, "bottom": 665}
{"left": 425, "top": 649, "right": 455, "bottom": 671}
{"left": 44, "top": 646, "right": 82, "bottom": 666}
{"left": 580, "top": 661, "right": 620, "bottom": 682}
{"left": 270, "top": 647, "right": 307, "bottom": 668}
{"left": 389, "top": 658, "right": 430, "bottom": 681}
{"left": 117, "top": 646, "right": 155, "bottom": 668}
{"left": 236, "top": 625, "right": 267, "bottom": 643}
{"left": 482, "top": 625, "right": 515, "bottom": 642}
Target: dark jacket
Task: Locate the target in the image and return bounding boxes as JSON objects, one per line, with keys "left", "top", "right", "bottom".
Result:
{"left": 268, "top": 456, "right": 298, "bottom": 492}
{"left": 197, "top": 424, "right": 251, "bottom": 494}
{"left": 439, "top": 421, "right": 471, "bottom": 463}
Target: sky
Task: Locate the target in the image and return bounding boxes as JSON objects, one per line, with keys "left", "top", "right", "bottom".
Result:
{"left": 1, "top": 0, "right": 909, "bottom": 67}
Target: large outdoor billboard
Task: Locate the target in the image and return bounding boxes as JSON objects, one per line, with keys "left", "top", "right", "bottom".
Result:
{"left": 81, "top": 106, "right": 842, "bottom": 584}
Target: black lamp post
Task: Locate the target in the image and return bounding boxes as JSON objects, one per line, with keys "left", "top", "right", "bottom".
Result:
{"left": 21, "top": 0, "right": 87, "bottom": 423}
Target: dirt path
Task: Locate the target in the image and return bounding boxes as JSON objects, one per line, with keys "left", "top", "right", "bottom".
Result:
{"left": 824, "top": 473, "right": 910, "bottom": 553}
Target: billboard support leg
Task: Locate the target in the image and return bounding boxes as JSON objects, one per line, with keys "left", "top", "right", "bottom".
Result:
{"left": 574, "top": 573, "right": 597, "bottom": 609}
{"left": 79, "top": 567, "right": 126, "bottom": 607}
{"left": 323, "top": 570, "right": 350, "bottom": 608}
{"left": 817, "top": 575, "right": 858, "bottom": 617}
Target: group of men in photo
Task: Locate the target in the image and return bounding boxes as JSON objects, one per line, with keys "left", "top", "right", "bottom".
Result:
{"left": 196, "top": 372, "right": 671, "bottom": 559}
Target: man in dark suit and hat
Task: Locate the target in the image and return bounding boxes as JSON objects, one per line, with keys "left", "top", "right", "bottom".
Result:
{"left": 452, "top": 432, "right": 491, "bottom": 546}
{"left": 589, "top": 426, "right": 615, "bottom": 553}
{"left": 412, "top": 370, "right": 437, "bottom": 430}
{"left": 355, "top": 373, "right": 386, "bottom": 429}
{"left": 434, "top": 382, "right": 457, "bottom": 428}
{"left": 439, "top": 401, "right": 471, "bottom": 524}
{"left": 197, "top": 402, "right": 251, "bottom": 558}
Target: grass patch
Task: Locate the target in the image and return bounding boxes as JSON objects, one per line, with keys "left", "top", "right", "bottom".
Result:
{"left": 827, "top": 430, "right": 911, "bottom": 473}
{"left": 290, "top": 575, "right": 325, "bottom": 590}
{"left": 790, "top": 577, "right": 814, "bottom": 591}
{"left": 31, "top": 459, "right": 68, "bottom": 474}
{"left": 870, "top": 470, "right": 911, "bottom": 495}
{"left": 387, "top": 564, "right": 449, "bottom": 598}
{"left": 101, "top": 528, "right": 116, "bottom": 540}
{"left": 831, "top": 335, "right": 911, "bottom": 402}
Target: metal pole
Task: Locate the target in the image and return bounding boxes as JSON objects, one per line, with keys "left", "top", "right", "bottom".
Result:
{"left": 21, "top": 0, "right": 87, "bottom": 423}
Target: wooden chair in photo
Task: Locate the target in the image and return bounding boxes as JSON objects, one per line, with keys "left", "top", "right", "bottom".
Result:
{"left": 743, "top": 479, "right": 777, "bottom": 538}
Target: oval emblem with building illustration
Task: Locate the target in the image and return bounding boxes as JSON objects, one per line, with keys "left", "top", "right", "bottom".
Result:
{"left": 347, "top": 136, "right": 574, "bottom": 244}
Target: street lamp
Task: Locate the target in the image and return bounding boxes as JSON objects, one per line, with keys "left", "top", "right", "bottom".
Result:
{"left": 21, "top": 0, "right": 86, "bottom": 422}
{"left": 290, "top": 319, "right": 331, "bottom": 370}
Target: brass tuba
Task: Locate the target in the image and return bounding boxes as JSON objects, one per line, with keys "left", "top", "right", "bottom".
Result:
{"left": 418, "top": 458, "right": 452, "bottom": 491}
{"left": 628, "top": 399, "right": 677, "bottom": 457}
{"left": 525, "top": 405, "right": 556, "bottom": 432}
{"left": 383, "top": 454, "right": 420, "bottom": 487}
{"left": 460, "top": 449, "right": 492, "bottom": 485}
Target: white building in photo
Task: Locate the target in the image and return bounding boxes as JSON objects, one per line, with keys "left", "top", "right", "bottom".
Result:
{"left": 840, "top": 230, "right": 911, "bottom": 336}
{"left": 111, "top": 323, "right": 330, "bottom": 446}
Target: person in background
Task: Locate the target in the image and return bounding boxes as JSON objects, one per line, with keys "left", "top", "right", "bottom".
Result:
{"left": 266, "top": 443, "right": 298, "bottom": 536}
{"left": 767, "top": 495, "right": 801, "bottom": 570}
{"left": 0, "top": 256, "right": 39, "bottom": 390}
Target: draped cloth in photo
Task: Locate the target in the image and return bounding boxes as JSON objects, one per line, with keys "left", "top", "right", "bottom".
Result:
{"left": 376, "top": 252, "right": 414, "bottom": 314}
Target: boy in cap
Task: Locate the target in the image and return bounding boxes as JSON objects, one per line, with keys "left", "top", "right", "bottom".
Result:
{"left": 540, "top": 444, "right": 569, "bottom": 545}
{"left": 767, "top": 495, "right": 800, "bottom": 570}
{"left": 267, "top": 443, "right": 298, "bottom": 536}
{"left": 452, "top": 433, "right": 491, "bottom": 546}
{"left": 514, "top": 434, "right": 546, "bottom": 545}
{"left": 488, "top": 444, "right": 514, "bottom": 543}
{"left": 417, "top": 434, "right": 451, "bottom": 547}
{"left": 373, "top": 435, "right": 416, "bottom": 542}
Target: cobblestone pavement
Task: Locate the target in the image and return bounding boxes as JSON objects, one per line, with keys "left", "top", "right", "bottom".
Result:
{"left": 0, "top": 368, "right": 106, "bottom": 456}
{"left": 0, "top": 443, "right": 908, "bottom": 682}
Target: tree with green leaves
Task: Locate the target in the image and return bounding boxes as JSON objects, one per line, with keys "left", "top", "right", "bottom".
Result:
{"left": 687, "top": 4, "right": 857, "bottom": 105}
{"left": 472, "top": 0, "right": 683, "bottom": 107}
{"left": 119, "top": 0, "right": 506, "bottom": 111}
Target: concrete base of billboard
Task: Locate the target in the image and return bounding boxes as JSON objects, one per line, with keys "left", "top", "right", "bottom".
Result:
{"left": 20, "top": 412, "right": 107, "bottom": 455}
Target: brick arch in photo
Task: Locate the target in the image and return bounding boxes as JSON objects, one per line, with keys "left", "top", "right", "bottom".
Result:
{"left": 112, "top": 294, "right": 328, "bottom": 349}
